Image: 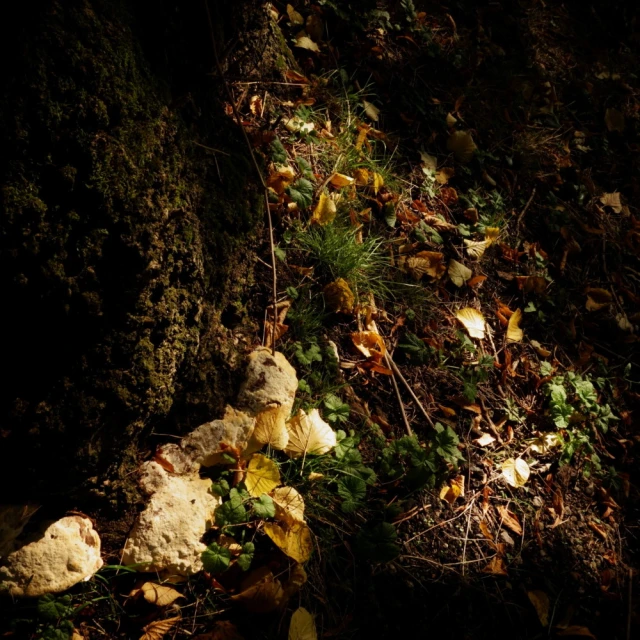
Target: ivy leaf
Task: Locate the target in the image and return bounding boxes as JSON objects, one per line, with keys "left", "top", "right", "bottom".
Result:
{"left": 253, "top": 494, "right": 276, "bottom": 519}
{"left": 356, "top": 522, "right": 401, "bottom": 563}
{"left": 337, "top": 476, "right": 366, "bottom": 513}
{"left": 237, "top": 542, "right": 255, "bottom": 572}
{"left": 287, "top": 178, "right": 314, "bottom": 209}
{"left": 37, "top": 595, "right": 73, "bottom": 622}
{"left": 202, "top": 542, "right": 231, "bottom": 574}
{"left": 323, "top": 394, "right": 350, "bottom": 424}
{"left": 215, "top": 488, "right": 247, "bottom": 527}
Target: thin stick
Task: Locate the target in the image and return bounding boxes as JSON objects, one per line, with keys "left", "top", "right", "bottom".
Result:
{"left": 385, "top": 352, "right": 412, "bottom": 436}
{"left": 516, "top": 187, "right": 536, "bottom": 235}
{"left": 387, "top": 356, "right": 435, "bottom": 428}
{"left": 204, "top": 0, "right": 278, "bottom": 354}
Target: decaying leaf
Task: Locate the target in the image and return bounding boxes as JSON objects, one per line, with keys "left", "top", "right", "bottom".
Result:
{"left": 130, "top": 582, "right": 184, "bottom": 607}
{"left": 464, "top": 239, "right": 489, "bottom": 259}
{"left": 329, "top": 173, "right": 355, "bottom": 188}
{"left": 311, "top": 192, "right": 337, "bottom": 225}
{"left": 230, "top": 567, "right": 284, "bottom": 613}
{"left": 484, "top": 227, "right": 500, "bottom": 245}
{"left": 556, "top": 626, "right": 596, "bottom": 638}
{"left": 272, "top": 486, "right": 305, "bottom": 524}
{"left": 527, "top": 590, "right": 550, "bottom": 627}
{"left": 253, "top": 406, "right": 290, "bottom": 450}
{"left": 289, "top": 607, "right": 317, "bottom": 640}
{"left": 323, "top": 278, "right": 354, "bottom": 313}
{"left": 284, "top": 409, "right": 337, "bottom": 458}
{"left": 496, "top": 505, "right": 523, "bottom": 535}
{"left": 194, "top": 620, "right": 244, "bottom": 640}
{"left": 294, "top": 34, "right": 320, "bottom": 52}
{"left": 245, "top": 454, "right": 281, "bottom": 498}
{"left": 404, "top": 251, "right": 446, "bottom": 280}
{"left": 264, "top": 522, "right": 313, "bottom": 563}
{"left": 507, "top": 308, "right": 524, "bottom": 343}
{"left": 530, "top": 340, "right": 552, "bottom": 357}
{"left": 305, "top": 14, "right": 324, "bottom": 41}
{"left": 599, "top": 192, "right": 622, "bottom": 213}
{"left": 139, "top": 616, "right": 181, "bottom": 640}
{"left": 482, "top": 555, "right": 508, "bottom": 576}
{"left": 351, "top": 330, "right": 386, "bottom": 360}
{"left": 362, "top": 100, "right": 380, "bottom": 121}
{"left": 448, "top": 259, "right": 473, "bottom": 287}
{"left": 267, "top": 165, "right": 295, "bottom": 194}
{"left": 501, "top": 458, "right": 530, "bottom": 488}
{"left": 286, "top": 4, "right": 305, "bottom": 25}
{"left": 283, "top": 563, "right": 308, "bottom": 599}
{"left": 515, "top": 276, "right": 547, "bottom": 294}
{"left": 439, "top": 475, "right": 465, "bottom": 504}
{"left": 604, "top": 108, "right": 625, "bottom": 133}
{"left": 446, "top": 112, "right": 458, "bottom": 127}
{"left": 447, "top": 130, "right": 477, "bottom": 162}
{"left": 456, "top": 307, "right": 486, "bottom": 340}
{"left": 353, "top": 168, "right": 370, "bottom": 185}
{"left": 474, "top": 432, "right": 496, "bottom": 447}
{"left": 372, "top": 172, "right": 384, "bottom": 194}
{"left": 585, "top": 288, "right": 612, "bottom": 311}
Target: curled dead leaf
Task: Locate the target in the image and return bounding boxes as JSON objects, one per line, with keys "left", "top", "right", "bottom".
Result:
{"left": 130, "top": 582, "right": 184, "bottom": 607}
{"left": 329, "top": 173, "right": 355, "bottom": 188}
{"left": 455, "top": 307, "right": 486, "bottom": 340}
{"left": 351, "top": 330, "right": 386, "bottom": 360}
{"left": 585, "top": 288, "right": 612, "bottom": 312}
{"left": 501, "top": 458, "right": 530, "bottom": 488}
{"left": 140, "top": 616, "right": 181, "bottom": 640}
{"left": 323, "top": 278, "right": 354, "bottom": 313}
{"left": 231, "top": 567, "right": 284, "bottom": 613}
{"left": 496, "top": 505, "right": 522, "bottom": 535}
{"left": 507, "top": 309, "right": 524, "bottom": 343}
{"left": 439, "top": 476, "right": 465, "bottom": 504}
{"left": 294, "top": 34, "right": 320, "bottom": 53}
{"left": 404, "top": 251, "right": 446, "bottom": 280}
{"left": 464, "top": 239, "right": 489, "bottom": 259}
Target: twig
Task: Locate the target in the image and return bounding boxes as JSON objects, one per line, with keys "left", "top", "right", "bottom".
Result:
{"left": 516, "top": 187, "right": 536, "bottom": 235}
{"left": 385, "top": 352, "right": 413, "bottom": 436}
{"left": 386, "top": 355, "right": 435, "bottom": 428}
{"left": 204, "top": 0, "right": 278, "bottom": 354}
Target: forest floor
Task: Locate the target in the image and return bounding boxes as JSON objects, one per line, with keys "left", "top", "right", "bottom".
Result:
{"left": 4, "top": 1, "right": 640, "bottom": 639}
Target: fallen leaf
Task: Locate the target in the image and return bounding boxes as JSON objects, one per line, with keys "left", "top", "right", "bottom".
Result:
{"left": 447, "top": 130, "right": 477, "bottom": 162}
{"left": 288, "top": 607, "right": 317, "bottom": 640}
{"left": 351, "top": 330, "right": 386, "bottom": 360}
{"left": 372, "top": 172, "right": 384, "bottom": 194}
{"left": 253, "top": 406, "right": 290, "bottom": 450}
{"left": 588, "top": 521, "right": 608, "bottom": 541}
{"left": 362, "top": 100, "right": 380, "bottom": 121}
{"left": 267, "top": 165, "right": 296, "bottom": 194}
{"left": 284, "top": 116, "right": 315, "bottom": 134}
{"left": 283, "top": 563, "right": 308, "bottom": 598}
{"left": 286, "top": 4, "right": 305, "bottom": 25}
{"left": 439, "top": 475, "right": 465, "bottom": 504}
{"left": 264, "top": 522, "right": 313, "bottom": 563}
{"left": 323, "top": 278, "right": 354, "bottom": 313}
{"left": 556, "top": 626, "right": 596, "bottom": 638}
{"left": 501, "top": 458, "right": 530, "bottom": 488}
{"left": 529, "top": 433, "right": 561, "bottom": 454}
{"left": 507, "top": 308, "right": 524, "bottom": 343}
{"left": 479, "top": 520, "right": 494, "bottom": 541}
{"left": 285, "top": 70, "right": 310, "bottom": 84}
{"left": 284, "top": 409, "right": 337, "bottom": 458}
{"left": 456, "top": 307, "right": 486, "bottom": 340}
{"left": 271, "top": 486, "right": 305, "bottom": 524}
{"left": 448, "top": 259, "right": 473, "bottom": 287}
{"left": 468, "top": 275, "right": 487, "bottom": 288}
{"left": 464, "top": 239, "right": 489, "bottom": 259}
{"left": 527, "top": 590, "right": 550, "bottom": 627}
{"left": 482, "top": 555, "right": 508, "bottom": 576}
{"left": 130, "top": 582, "right": 184, "bottom": 607}
{"left": 249, "top": 95, "right": 263, "bottom": 116}
{"left": 475, "top": 432, "right": 496, "bottom": 447}
{"left": 305, "top": 15, "right": 324, "bottom": 41}
{"left": 329, "top": 173, "right": 355, "bottom": 188}
{"left": 294, "top": 34, "right": 320, "bottom": 52}
{"left": 311, "top": 192, "right": 337, "bottom": 225}
{"left": 446, "top": 112, "right": 458, "bottom": 127}
{"left": 485, "top": 227, "right": 500, "bottom": 245}
{"left": 231, "top": 568, "right": 284, "bottom": 613}
{"left": 604, "top": 108, "right": 625, "bottom": 132}
{"left": 585, "top": 287, "right": 612, "bottom": 311}
{"left": 308, "top": 472, "right": 324, "bottom": 482}
{"left": 353, "top": 168, "right": 370, "bottom": 185}
{"left": 530, "top": 340, "right": 552, "bottom": 357}
{"left": 404, "top": 251, "right": 445, "bottom": 280}
{"left": 496, "top": 505, "right": 523, "bottom": 535}
{"left": 193, "top": 620, "right": 244, "bottom": 640}
{"left": 139, "top": 616, "right": 181, "bottom": 640}
{"left": 599, "top": 192, "right": 622, "bottom": 213}
{"left": 436, "top": 167, "right": 455, "bottom": 184}
{"left": 515, "top": 276, "right": 547, "bottom": 294}
{"left": 245, "top": 454, "right": 281, "bottom": 498}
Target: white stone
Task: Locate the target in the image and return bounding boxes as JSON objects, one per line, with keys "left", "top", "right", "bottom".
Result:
{"left": 122, "top": 462, "right": 220, "bottom": 576}
{"left": 0, "top": 516, "right": 103, "bottom": 597}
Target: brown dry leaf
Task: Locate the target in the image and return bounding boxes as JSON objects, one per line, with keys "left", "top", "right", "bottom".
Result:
{"left": 588, "top": 521, "right": 608, "bottom": 541}
{"left": 249, "top": 95, "right": 263, "bottom": 116}
{"left": 448, "top": 259, "right": 473, "bottom": 287}
{"left": 283, "top": 563, "right": 308, "bottom": 599}
{"left": 496, "top": 505, "right": 523, "bottom": 535}
{"left": 456, "top": 307, "right": 486, "bottom": 340}
{"left": 289, "top": 607, "right": 317, "bottom": 640}
{"left": 585, "top": 288, "right": 612, "bottom": 311}
{"left": 530, "top": 340, "right": 552, "bottom": 357}
{"left": 245, "top": 454, "right": 280, "bottom": 498}
{"left": 231, "top": 568, "right": 284, "bottom": 613}
{"left": 193, "top": 620, "right": 244, "bottom": 640}
{"left": 507, "top": 308, "right": 524, "bottom": 343}
{"left": 311, "top": 192, "right": 337, "bottom": 225}
{"left": 271, "top": 486, "right": 305, "bottom": 524}
{"left": 139, "top": 616, "right": 181, "bottom": 640}
{"left": 482, "top": 556, "right": 508, "bottom": 576}
{"left": 130, "top": 582, "right": 184, "bottom": 607}
{"left": 515, "top": 275, "right": 547, "bottom": 294}
{"left": 475, "top": 432, "right": 496, "bottom": 447}
{"left": 600, "top": 192, "right": 622, "bottom": 213}
{"left": 351, "top": 330, "right": 386, "bottom": 360}
{"left": 264, "top": 522, "right": 313, "bottom": 563}
{"left": 362, "top": 100, "right": 380, "bottom": 122}
{"left": 294, "top": 34, "right": 320, "bottom": 52}
{"left": 353, "top": 168, "right": 370, "bottom": 186}
{"left": 323, "top": 278, "right": 354, "bottom": 313}
{"left": 264, "top": 322, "right": 288, "bottom": 350}
{"left": 436, "top": 167, "right": 455, "bottom": 184}
{"left": 404, "top": 251, "right": 445, "bottom": 280}
{"left": 556, "top": 626, "right": 596, "bottom": 638}
{"left": 527, "top": 590, "right": 550, "bottom": 627}
{"left": 604, "top": 107, "right": 625, "bottom": 132}
{"left": 253, "top": 406, "right": 290, "bottom": 450}
{"left": 501, "top": 458, "right": 530, "bottom": 488}
{"left": 468, "top": 275, "right": 487, "bottom": 288}
{"left": 284, "top": 409, "right": 337, "bottom": 458}
{"left": 286, "top": 4, "right": 305, "bottom": 25}
{"left": 447, "top": 130, "right": 477, "bottom": 162}
{"left": 479, "top": 520, "right": 494, "bottom": 541}
{"left": 372, "top": 172, "right": 384, "bottom": 194}
{"left": 329, "top": 173, "right": 355, "bottom": 188}
{"left": 464, "top": 239, "right": 489, "bottom": 259}
{"left": 439, "top": 475, "right": 465, "bottom": 504}
{"left": 305, "top": 15, "right": 324, "bottom": 41}
{"left": 446, "top": 112, "right": 458, "bottom": 127}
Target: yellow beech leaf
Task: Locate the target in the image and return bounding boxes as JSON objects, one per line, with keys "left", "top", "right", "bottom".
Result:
{"left": 284, "top": 409, "right": 337, "bottom": 458}
{"left": 267, "top": 165, "right": 295, "bottom": 194}
{"left": 286, "top": 4, "right": 305, "bottom": 25}
{"left": 253, "top": 406, "right": 290, "bottom": 450}
{"left": 484, "top": 227, "right": 500, "bottom": 245}
{"left": 527, "top": 590, "right": 550, "bottom": 627}
{"left": 496, "top": 505, "right": 523, "bottom": 535}
{"left": 311, "top": 192, "right": 337, "bottom": 225}
{"left": 323, "top": 278, "right": 354, "bottom": 313}
{"left": 353, "top": 168, "right": 370, "bottom": 185}
{"left": 599, "top": 192, "right": 622, "bottom": 213}
{"left": 439, "top": 475, "right": 465, "bottom": 504}
{"left": 289, "top": 607, "right": 317, "bottom": 640}
{"left": 245, "top": 454, "right": 280, "bottom": 497}
{"left": 139, "top": 616, "right": 181, "bottom": 640}
{"left": 294, "top": 34, "right": 320, "bottom": 52}
{"left": 329, "top": 173, "right": 355, "bottom": 188}
{"left": 351, "top": 330, "right": 386, "bottom": 360}
{"left": 264, "top": 522, "right": 313, "bottom": 563}
{"left": 501, "top": 458, "right": 530, "bottom": 488}
{"left": 130, "top": 582, "right": 184, "bottom": 607}
{"left": 604, "top": 107, "right": 625, "bottom": 133}
{"left": 271, "top": 486, "right": 305, "bottom": 524}
{"left": 372, "top": 172, "right": 384, "bottom": 194}
{"left": 446, "top": 130, "right": 477, "bottom": 162}
{"left": 456, "top": 308, "right": 486, "bottom": 340}
{"left": 448, "top": 259, "right": 473, "bottom": 287}
{"left": 464, "top": 239, "right": 489, "bottom": 259}
{"left": 507, "top": 308, "right": 524, "bottom": 343}
{"left": 362, "top": 100, "right": 380, "bottom": 122}
{"left": 308, "top": 472, "right": 324, "bottom": 482}
{"left": 231, "top": 567, "right": 284, "bottom": 613}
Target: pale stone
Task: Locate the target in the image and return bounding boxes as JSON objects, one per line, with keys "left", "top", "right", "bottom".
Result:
{"left": 0, "top": 516, "right": 103, "bottom": 597}
{"left": 122, "top": 462, "right": 220, "bottom": 576}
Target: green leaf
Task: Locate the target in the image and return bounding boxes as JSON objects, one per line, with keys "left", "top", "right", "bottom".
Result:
{"left": 237, "top": 542, "right": 255, "bottom": 571}
{"left": 323, "top": 394, "right": 350, "bottom": 424}
{"left": 286, "top": 286, "right": 299, "bottom": 300}
{"left": 540, "top": 361, "right": 554, "bottom": 377}
{"left": 433, "top": 423, "right": 463, "bottom": 465}
{"left": 356, "top": 522, "right": 401, "bottom": 563}
{"left": 294, "top": 342, "right": 322, "bottom": 366}
{"left": 215, "top": 488, "right": 247, "bottom": 527}
{"left": 211, "top": 478, "right": 230, "bottom": 497}
{"left": 298, "top": 379, "right": 312, "bottom": 394}
{"left": 274, "top": 246, "right": 287, "bottom": 262}
{"left": 37, "top": 595, "right": 73, "bottom": 622}
{"left": 397, "top": 332, "right": 431, "bottom": 365}
{"left": 337, "top": 475, "right": 367, "bottom": 513}
{"left": 270, "top": 137, "right": 288, "bottom": 164}
{"left": 253, "top": 494, "right": 276, "bottom": 519}
{"left": 524, "top": 301, "right": 537, "bottom": 313}
{"left": 296, "top": 156, "right": 315, "bottom": 180}
{"left": 287, "top": 178, "right": 314, "bottom": 209}
{"left": 201, "top": 542, "right": 231, "bottom": 574}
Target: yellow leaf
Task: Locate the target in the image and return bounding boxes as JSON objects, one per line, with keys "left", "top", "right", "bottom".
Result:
{"left": 439, "top": 475, "right": 465, "bottom": 504}
{"left": 323, "top": 278, "right": 354, "bottom": 313}
{"left": 329, "top": 173, "right": 355, "bottom": 188}
{"left": 501, "top": 458, "right": 530, "bottom": 488}
{"left": 599, "top": 192, "right": 622, "bottom": 213}
{"left": 245, "top": 454, "right": 280, "bottom": 497}
{"left": 448, "top": 259, "right": 473, "bottom": 287}
{"left": 284, "top": 409, "right": 336, "bottom": 458}
{"left": 286, "top": 4, "right": 305, "bottom": 25}
{"left": 294, "top": 34, "right": 320, "bottom": 52}
{"left": 289, "top": 607, "right": 317, "bottom": 640}
{"left": 604, "top": 107, "right": 625, "bottom": 133}
{"left": 529, "top": 433, "right": 561, "bottom": 454}
{"left": 496, "top": 505, "right": 523, "bottom": 535}
{"left": 311, "top": 192, "right": 337, "bottom": 225}
{"left": 267, "top": 165, "right": 295, "bottom": 194}
{"left": 530, "top": 340, "right": 551, "bottom": 357}
{"left": 308, "top": 472, "right": 324, "bottom": 482}
{"left": 283, "top": 564, "right": 308, "bottom": 599}
{"left": 435, "top": 167, "right": 455, "bottom": 184}
{"left": 372, "top": 172, "right": 384, "bottom": 194}
{"left": 271, "top": 486, "right": 305, "bottom": 524}
{"left": 420, "top": 151, "right": 437, "bottom": 174}
{"left": 253, "top": 406, "right": 290, "bottom": 450}
{"left": 130, "top": 582, "right": 184, "bottom": 607}
{"left": 464, "top": 239, "right": 488, "bottom": 259}
{"left": 526, "top": 590, "right": 550, "bottom": 627}
{"left": 446, "top": 130, "right": 477, "bottom": 162}
{"left": 507, "top": 308, "right": 524, "bottom": 343}
{"left": 139, "top": 616, "right": 181, "bottom": 640}
{"left": 484, "top": 227, "right": 500, "bottom": 245}
{"left": 353, "top": 168, "right": 370, "bottom": 186}
{"left": 264, "top": 522, "right": 313, "bottom": 563}
{"left": 456, "top": 308, "right": 486, "bottom": 340}
{"left": 446, "top": 112, "right": 458, "bottom": 127}
{"left": 362, "top": 100, "right": 380, "bottom": 121}
{"left": 231, "top": 567, "right": 284, "bottom": 613}
{"left": 351, "top": 330, "right": 386, "bottom": 360}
